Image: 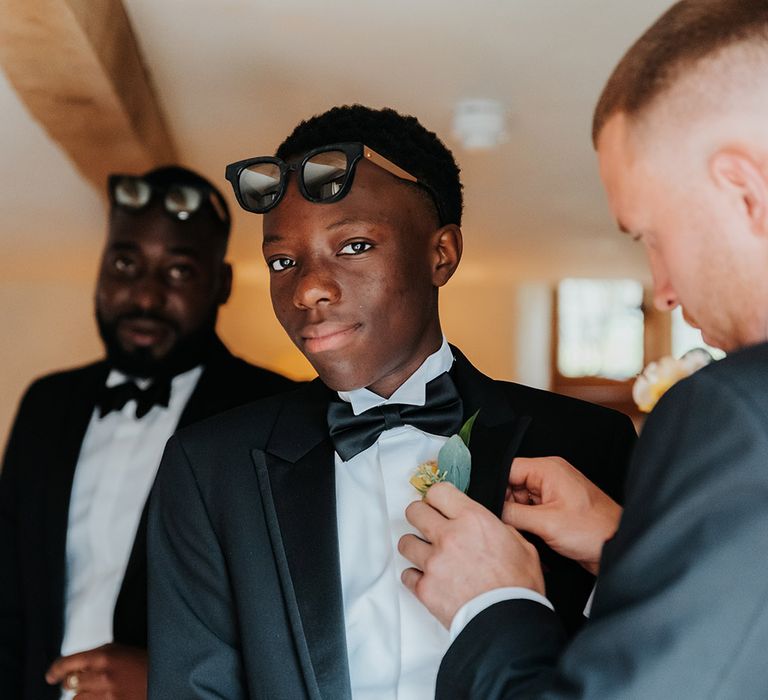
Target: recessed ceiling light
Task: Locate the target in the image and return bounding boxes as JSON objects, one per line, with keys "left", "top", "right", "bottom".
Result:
{"left": 452, "top": 98, "right": 508, "bottom": 151}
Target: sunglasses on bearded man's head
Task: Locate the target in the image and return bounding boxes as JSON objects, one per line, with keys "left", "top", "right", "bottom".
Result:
{"left": 108, "top": 174, "right": 229, "bottom": 223}
{"left": 224, "top": 142, "right": 445, "bottom": 224}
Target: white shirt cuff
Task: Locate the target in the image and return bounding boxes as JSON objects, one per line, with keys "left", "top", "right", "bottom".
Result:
{"left": 449, "top": 587, "right": 555, "bottom": 642}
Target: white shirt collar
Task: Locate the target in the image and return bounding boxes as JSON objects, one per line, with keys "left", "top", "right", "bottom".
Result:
{"left": 337, "top": 337, "right": 454, "bottom": 416}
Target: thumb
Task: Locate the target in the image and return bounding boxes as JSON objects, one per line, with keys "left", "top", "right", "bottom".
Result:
{"left": 509, "top": 457, "right": 546, "bottom": 492}
{"left": 401, "top": 567, "right": 423, "bottom": 595}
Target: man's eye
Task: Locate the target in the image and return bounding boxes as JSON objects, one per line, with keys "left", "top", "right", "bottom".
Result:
{"left": 269, "top": 257, "right": 295, "bottom": 272}
{"left": 113, "top": 257, "right": 136, "bottom": 274}
{"left": 339, "top": 241, "right": 373, "bottom": 255}
{"left": 167, "top": 265, "right": 194, "bottom": 281}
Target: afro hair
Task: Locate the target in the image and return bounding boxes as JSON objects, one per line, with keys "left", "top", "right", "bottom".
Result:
{"left": 275, "top": 105, "right": 463, "bottom": 227}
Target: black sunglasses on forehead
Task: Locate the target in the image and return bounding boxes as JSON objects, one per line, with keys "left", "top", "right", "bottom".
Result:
{"left": 108, "top": 174, "right": 229, "bottom": 223}
{"left": 224, "top": 142, "right": 444, "bottom": 223}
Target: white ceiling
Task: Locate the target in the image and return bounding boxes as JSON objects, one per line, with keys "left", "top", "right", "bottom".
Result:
{"left": 1, "top": 0, "right": 675, "bottom": 284}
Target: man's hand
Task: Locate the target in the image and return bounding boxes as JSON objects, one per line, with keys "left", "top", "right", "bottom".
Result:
{"left": 399, "top": 482, "right": 545, "bottom": 629}
{"left": 45, "top": 643, "right": 147, "bottom": 699}
{"left": 505, "top": 457, "right": 622, "bottom": 575}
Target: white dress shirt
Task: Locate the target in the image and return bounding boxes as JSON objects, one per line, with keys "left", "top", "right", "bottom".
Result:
{"left": 335, "top": 338, "right": 456, "bottom": 700}
{"left": 60, "top": 365, "right": 202, "bottom": 668}
{"left": 333, "top": 341, "right": 562, "bottom": 684}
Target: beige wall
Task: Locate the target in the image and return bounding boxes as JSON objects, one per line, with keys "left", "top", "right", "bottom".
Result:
{"left": 0, "top": 254, "right": 536, "bottom": 449}
{"left": 2, "top": 289, "right": 98, "bottom": 444}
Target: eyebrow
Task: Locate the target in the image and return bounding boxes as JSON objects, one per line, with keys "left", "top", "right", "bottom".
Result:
{"left": 262, "top": 217, "right": 378, "bottom": 246}
{"left": 107, "top": 241, "right": 202, "bottom": 258}
{"left": 326, "top": 217, "right": 377, "bottom": 230}
{"left": 167, "top": 246, "right": 203, "bottom": 259}
{"left": 108, "top": 241, "right": 140, "bottom": 252}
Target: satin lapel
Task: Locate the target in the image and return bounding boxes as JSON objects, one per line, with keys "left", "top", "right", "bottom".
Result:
{"left": 44, "top": 363, "right": 108, "bottom": 652}
{"left": 450, "top": 347, "right": 532, "bottom": 517}
{"left": 465, "top": 418, "right": 531, "bottom": 517}
{"left": 252, "top": 381, "right": 352, "bottom": 700}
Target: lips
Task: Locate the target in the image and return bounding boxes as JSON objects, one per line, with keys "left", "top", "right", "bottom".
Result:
{"left": 300, "top": 322, "right": 361, "bottom": 354}
{"left": 117, "top": 318, "right": 173, "bottom": 348}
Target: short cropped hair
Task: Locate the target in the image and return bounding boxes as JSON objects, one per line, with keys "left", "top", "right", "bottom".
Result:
{"left": 276, "top": 105, "right": 463, "bottom": 227}
{"left": 593, "top": 0, "right": 768, "bottom": 145}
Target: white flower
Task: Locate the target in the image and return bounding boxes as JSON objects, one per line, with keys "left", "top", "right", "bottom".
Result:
{"left": 633, "top": 348, "right": 713, "bottom": 413}
{"left": 410, "top": 461, "right": 446, "bottom": 496}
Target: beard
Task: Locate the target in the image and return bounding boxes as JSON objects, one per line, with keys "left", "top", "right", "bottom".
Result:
{"left": 96, "top": 307, "right": 219, "bottom": 379}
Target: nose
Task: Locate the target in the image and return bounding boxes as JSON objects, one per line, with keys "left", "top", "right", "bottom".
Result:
{"left": 292, "top": 260, "right": 341, "bottom": 309}
{"left": 130, "top": 272, "right": 166, "bottom": 311}
{"left": 649, "top": 253, "right": 678, "bottom": 312}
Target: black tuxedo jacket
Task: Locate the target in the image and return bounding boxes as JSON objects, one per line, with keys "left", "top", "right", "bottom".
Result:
{"left": 147, "top": 347, "right": 636, "bottom": 699}
{"left": 436, "top": 343, "right": 768, "bottom": 700}
{"left": 0, "top": 338, "right": 295, "bottom": 700}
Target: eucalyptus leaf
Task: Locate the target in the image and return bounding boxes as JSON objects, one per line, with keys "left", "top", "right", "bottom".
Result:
{"left": 437, "top": 434, "right": 472, "bottom": 493}
{"left": 458, "top": 410, "right": 480, "bottom": 447}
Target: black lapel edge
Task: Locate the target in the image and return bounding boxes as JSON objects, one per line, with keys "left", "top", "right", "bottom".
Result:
{"left": 251, "top": 447, "right": 323, "bottom": 700}
{"left": 449, "top": 346, "right": 511, "bottom": 426}
{"left": 265, "top": 379, "right": 335, "bottom": 463}
{"left": 467, "top": 417, "right": 532, "bottom": 517}
{"left": 449, "top": 346, "right": 534, "bottom": 516}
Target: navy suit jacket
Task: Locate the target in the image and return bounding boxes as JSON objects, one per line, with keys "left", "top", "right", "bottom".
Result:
{"left": 0, "top": 338, "right": 295, "bottom": 699}
{"left": 437, "top": 343, "right": 768, "bottom": 700}
{"left": 147, "top": 347, "right": 635, "bottom": 699}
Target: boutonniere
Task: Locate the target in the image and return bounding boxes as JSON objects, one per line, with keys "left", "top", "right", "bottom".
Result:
{"left": 632, "top": 348, "right": 713, "bottom": 413}
{"left": 410, "top": 411, "right": 479, "bottom": 496}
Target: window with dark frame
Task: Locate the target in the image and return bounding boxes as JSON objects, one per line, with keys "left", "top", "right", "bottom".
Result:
{"left": 552, "top": 280, "right": 725, "bottom": 428}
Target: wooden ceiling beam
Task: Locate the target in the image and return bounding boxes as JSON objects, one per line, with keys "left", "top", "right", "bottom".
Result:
{"left": 0, "top": 0, "right": 177, "bottom": 190}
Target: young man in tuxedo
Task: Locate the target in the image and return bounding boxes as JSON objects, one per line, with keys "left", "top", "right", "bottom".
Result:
{"left": 400, "top": 2, "right": 768, "bottom": 698}
{"left": 0, "top": 166, "right": 294, "bottom": 699}
{"left": 147, "top": 106, "right": 636, "bottom": 699}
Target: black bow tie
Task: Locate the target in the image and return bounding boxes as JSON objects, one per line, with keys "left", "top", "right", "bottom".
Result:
{"left": 327, "top": 372, "right": 464, "bottom": 462}
{"left": 97, "top": 376, "right": 172, "bottom": 420}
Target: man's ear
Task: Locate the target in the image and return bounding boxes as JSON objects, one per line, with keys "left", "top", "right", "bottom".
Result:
{"left": 431, "top": 224, "right": 463, "bottom": 287}
{"left": 217, "top": 262, "right": 233, "bottom": 305}
{"left": 710, "top": 150, "right": 768, "bottom": 237}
